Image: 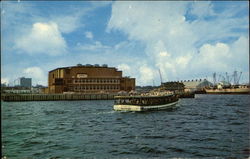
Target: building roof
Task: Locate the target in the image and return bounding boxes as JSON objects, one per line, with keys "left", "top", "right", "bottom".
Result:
{"left": 182, "top": 79, "right": 212, "bottom": 88}
{"left": 49, "top": 64, "right": 119, "bottom": 73}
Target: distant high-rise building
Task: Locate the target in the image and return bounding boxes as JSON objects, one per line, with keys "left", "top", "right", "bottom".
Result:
{"left": 19, "top": 77, "right": 32, "bottom": 88}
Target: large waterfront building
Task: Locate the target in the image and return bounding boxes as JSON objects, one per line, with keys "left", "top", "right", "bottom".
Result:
{"left": 48, "top": 64, "right": 135, "bottom": 94}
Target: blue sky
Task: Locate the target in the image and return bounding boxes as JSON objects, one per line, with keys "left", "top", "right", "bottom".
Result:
{"left": 1, "top": 1, "right": 249, "bottom": 86}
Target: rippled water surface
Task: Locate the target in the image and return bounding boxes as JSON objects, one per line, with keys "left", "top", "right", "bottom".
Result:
{"left": 2, "top": 94, "right": 250, "bottom": 158}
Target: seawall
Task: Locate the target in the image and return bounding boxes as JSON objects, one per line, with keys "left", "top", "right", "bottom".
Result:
{"left": 1, "top": 93, "right": 116, "bottom": 102}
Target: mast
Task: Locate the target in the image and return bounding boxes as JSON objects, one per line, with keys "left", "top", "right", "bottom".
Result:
{"left": 213, "top": 72, "right": 216, "bottom": 86}
{"left": 233, "top": 71, "right": 237, "bottom": 85}
{"left": 237, "top": 72, "right": 242, "bottom": 85}
{"left": 226, "top": 72, "right": 230, "bottom": 84}
{"left": 158, "top": 69, "right": 163, "bottom": 85}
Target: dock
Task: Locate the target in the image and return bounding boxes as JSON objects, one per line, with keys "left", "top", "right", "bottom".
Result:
{"left": 176, "top": 92, "right": 195, "bottom": 98}
{"left": 1, "top": 93, "right": 116, "bottom": 102}
{"left": 1, "top": 91, "right": 196, "bottom": 102}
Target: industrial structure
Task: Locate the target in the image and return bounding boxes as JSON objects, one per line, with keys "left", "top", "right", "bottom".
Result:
{"left": 162, "top": 79, "right": 212, "bottom": 92}
{"left": 181, "top": 79, "right": 212, "bottom": 92}
{"left": 48, "top": 64, "right": 135, "bottom": 94}
{"left": 161, "top": 82, "right": 185, "bottom": 93}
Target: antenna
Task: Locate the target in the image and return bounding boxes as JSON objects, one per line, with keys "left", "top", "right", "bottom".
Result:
{"left": 158, "top": 69, "right": 163, "bottom": 85}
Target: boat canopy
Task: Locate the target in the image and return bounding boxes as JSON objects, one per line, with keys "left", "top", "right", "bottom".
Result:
{"left": 114, "top": 94, "right": 174, "bottom": 100}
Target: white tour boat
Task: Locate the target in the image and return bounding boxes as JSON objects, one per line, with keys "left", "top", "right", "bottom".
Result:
{"left": 113, "top": 94, "right": 179, "bottom": 112}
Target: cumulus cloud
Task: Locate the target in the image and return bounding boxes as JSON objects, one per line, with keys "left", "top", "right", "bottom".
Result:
{"left": 107, "top": 1, "right": 198, "bottom": 82}
{"left": 189, "top": 36, "right": 249, "bottom": 82}
{"left": 138, "top": 65, "right": 156, "bottom": 86}
{"left": 194, "top": 43, "right": 231, "bottom": 71}
{"left": 23, "top": 66, "right": 47, "bottom": 85}
{"left": 15, "top": 22, "right": 67, "bottom": 55}
{"left": 107, "top": 1, "right": 249, "bottom": 84}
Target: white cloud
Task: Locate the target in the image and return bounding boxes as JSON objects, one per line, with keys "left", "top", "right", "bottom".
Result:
{"left": 1, "top": 78, "right": 9, "bottom": 85}
{"left": 53, "top": 15, "right": 82, "bottom": 34}
{"left": 23, "top": 66, "right": 47, "bottom": 85}
{"left": 194, "top": 43, "right": 231, "bottom": 71}
{"left": 15, "top": 22, "right": 67, "bottom": 55}
{"left": 107, "top": 1, "right": 249, "bottom": 84}
{"left": 107, "top": 1, "right": 197, "bottom": 82}
{"left": 85, "top": 31, "right": 93, "bottom": 39}
{"left": 190, "top": 1, "right": 215, "bottom": 18}
{"left": 76, "top": 41, "right": 110, "bottom": 52}
{"left": 49, "top": 2, "right": 112, "bottom": 34}
{"left": 189, "top": 36, "right": 249, "bottom": 83}
{"left": 118, "top": 64, "right": 131, "bottom": 76}
{"left": 138, "top": 65, "right": 155, "bottom": 86}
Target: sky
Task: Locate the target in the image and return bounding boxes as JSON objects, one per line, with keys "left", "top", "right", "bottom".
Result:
{"left": 1, "top": 1, "right": 249, "bottom": 86}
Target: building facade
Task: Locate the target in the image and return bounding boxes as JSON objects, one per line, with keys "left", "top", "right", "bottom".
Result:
{"left": 161, "top": 82, "right": 185, "bottom": 93}
{"left": 161, "top": 79, "right": 213, "bottom": 92}
{"left": 19, "top": 77, "right": 32, "bottom": 88}
{"left": 48, "top": 64, "right": 135, "bottom": 94}
{"left": 181, "top": 79, "right": 212, "bottom": 92}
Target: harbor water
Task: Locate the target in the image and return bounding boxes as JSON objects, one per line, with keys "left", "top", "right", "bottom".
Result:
{"left": 2, "top": 94, "right": 250, "bottom": 158}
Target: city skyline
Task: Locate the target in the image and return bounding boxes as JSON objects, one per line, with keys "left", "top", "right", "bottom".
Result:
{"left": 1, "top": 1, "right": 249, "bottom": 86}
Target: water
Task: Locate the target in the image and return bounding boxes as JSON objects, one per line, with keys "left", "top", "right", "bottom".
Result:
{"left": 2, "top": 94, "right": 250, "bottom": 158}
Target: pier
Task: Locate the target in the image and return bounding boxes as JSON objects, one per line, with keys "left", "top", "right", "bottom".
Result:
{"left": 177, "top": 92, "right": 195, "bottom": 98}
{"left": 1, "top": 92, "right": 196, "bottom": 102}
{"left": 1, "top": 93, "right": 116, "bottom": 102}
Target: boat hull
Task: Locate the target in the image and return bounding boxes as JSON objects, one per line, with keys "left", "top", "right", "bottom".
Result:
{"left": 113, "top": 101, "right": 178, "bottom": 112}
{"left": 205, "top": 88, "right": 250, "bottom": 94}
